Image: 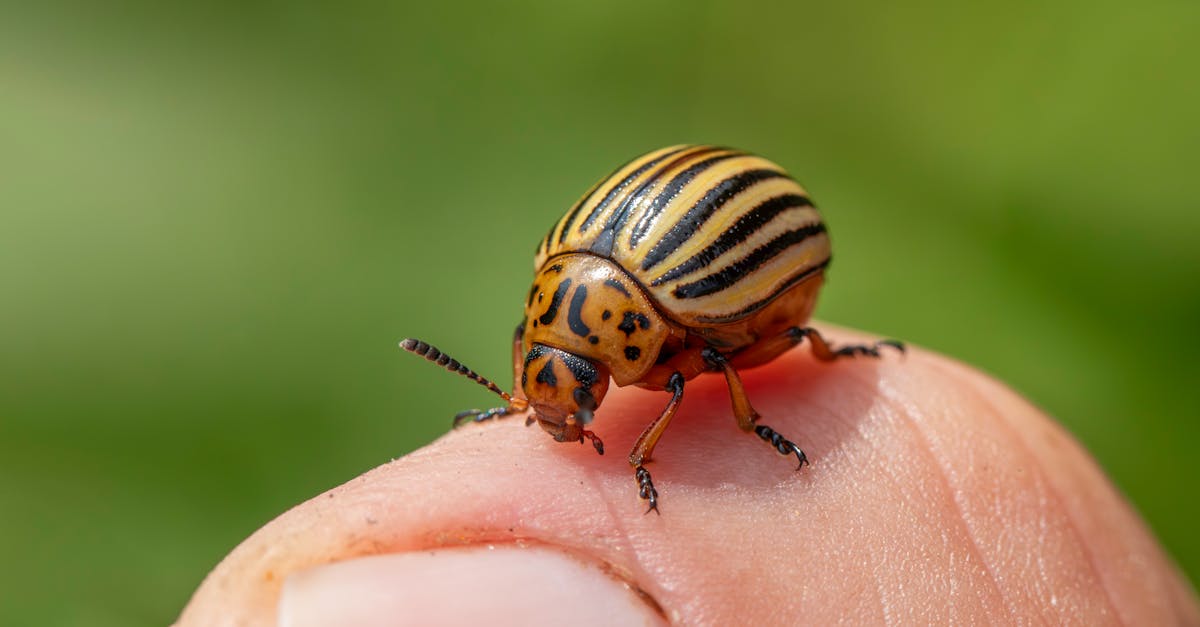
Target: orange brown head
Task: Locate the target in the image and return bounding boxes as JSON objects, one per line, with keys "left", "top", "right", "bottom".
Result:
{"left": 519, "top": 343, "right": 610, "bottom": 445}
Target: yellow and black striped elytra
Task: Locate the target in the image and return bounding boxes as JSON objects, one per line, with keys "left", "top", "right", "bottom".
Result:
{"left": 402, "top": 145, "right": 903, "bottom": 514}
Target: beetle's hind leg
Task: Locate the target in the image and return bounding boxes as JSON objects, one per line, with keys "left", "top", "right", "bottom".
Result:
{"left": 703, "top": 348, "right": 808, "bottom": 470}
{"left": 791, "top": 327, "right": 904, "bottom": 361}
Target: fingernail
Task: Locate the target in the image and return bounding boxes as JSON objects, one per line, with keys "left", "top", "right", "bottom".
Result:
{"left": 278, "top": 546, "right": 664, "bottom": 627}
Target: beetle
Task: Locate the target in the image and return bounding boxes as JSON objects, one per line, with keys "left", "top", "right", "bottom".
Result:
{"left": 402, "top": 145, "right": 903, "bottom": 513}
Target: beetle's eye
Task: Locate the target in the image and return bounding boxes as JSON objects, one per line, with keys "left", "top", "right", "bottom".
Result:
{"left": 574, "top": 406, "right": 594, "bottom": 424}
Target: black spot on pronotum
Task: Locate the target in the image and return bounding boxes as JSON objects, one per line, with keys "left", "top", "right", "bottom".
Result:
{"left": 603, "top": 278, "right": 631, "bottom": 297}
{"left": 588, "top": 336, "right": 599, "bottom": 344}
{"left": 601, "top": 310, "right": 612, "bottom": 321}
{"left": 548, "top": 264, "right": 564, "bottom": 274}
{"left": 539, "top": 278, "right": 571, "bottom": 325}
{"left": 618, "top": 311, "right": 652, "bottom": 337}
{"left": 567, "top": 285, "right": 590, "bottom": 337}
{"left": 624, "top": 346, "right": 641, "bottom": 361}
{"left": 527, "top": 283, "right": 540, "bottom": 307}
{"left": 536, "top": 358, "right": 558, "bottom": 387}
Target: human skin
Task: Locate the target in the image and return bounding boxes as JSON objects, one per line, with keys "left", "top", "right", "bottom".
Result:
{"left": 177, "top": 326, "right": 1199, "bottom": 626}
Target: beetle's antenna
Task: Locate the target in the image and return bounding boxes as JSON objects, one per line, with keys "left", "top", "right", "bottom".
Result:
{"left": 399, "top": 338, "right": 513, "bottom": 401}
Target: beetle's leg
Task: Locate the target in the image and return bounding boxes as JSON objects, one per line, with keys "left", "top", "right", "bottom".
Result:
{"left": 792, "top": 327, "right": 904, "bottom": 361}
{"left": 451, "top": 323, "right": 530, "bottom": 428}
{"left": 510, "top": 322, "right": 526, "bottom": 389}
{"left": 728, "top": 326, "right": 903, "bottom": 370}
{"left": 703, "top": 348, "right": 808, "bottom": 470}
{"left": 627, "top": 372, "right": 685, "bottom": 515}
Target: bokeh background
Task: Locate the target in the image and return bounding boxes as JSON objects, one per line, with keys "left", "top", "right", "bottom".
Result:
{"left": 2, "top": 1, "right": 1198, "bottom": 623}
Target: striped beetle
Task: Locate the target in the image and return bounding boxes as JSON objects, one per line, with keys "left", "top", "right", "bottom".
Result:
{"left": 402, "top": 145, "right": 903, "bottom": 513}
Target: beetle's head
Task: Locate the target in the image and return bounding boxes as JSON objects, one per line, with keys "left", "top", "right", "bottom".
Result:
{"left": 521, "top": 343, "right": 610, "bottom": 441}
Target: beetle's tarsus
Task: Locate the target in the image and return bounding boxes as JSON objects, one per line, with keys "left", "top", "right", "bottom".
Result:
{"left": 635, "top": 465, "right": 660, "bottom": 515}
{"left": 755, "top": 424, "right": 808, "bottom": 470}
{"left": 791, "top": 327, "right": 904, "bottom": 362}
{"left": 452, "top": 405, "right": 513, "bottom": 428}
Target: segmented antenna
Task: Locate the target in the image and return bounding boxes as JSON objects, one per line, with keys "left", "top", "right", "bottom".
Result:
{"left": 399, "top": 338, "right": 513, "bottom": 401}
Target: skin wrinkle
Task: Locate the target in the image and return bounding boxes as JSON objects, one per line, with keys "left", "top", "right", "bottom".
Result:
{"left": 576, "top": 441, "right": 654, "bottom": 610}
{"left": 874, "top": 371, "right": 1019, "bottom": 623}
{"left": 859, "top": 369, "right": 1008, "bottom": 619}
{"left": 920, "top": 357, "right": 1123, "bottom": 624}
{"left": 869, "top": 549, "right": 892, "bottom": 626}
{"left": 842, "top": 389, "right": 912, "bottom": 626}
{"left": 946, "top": 362, "right": 1135, "bottom": 625}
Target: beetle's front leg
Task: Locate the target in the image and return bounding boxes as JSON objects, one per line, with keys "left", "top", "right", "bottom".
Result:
{"left": 627, "top": 372, "right": 685, "bottom": 515}
{"left": 451, "top": 323, "right": 530, "bottom": 428}
{"left": 452, "top": 399, "right": 529, "bottom": 427}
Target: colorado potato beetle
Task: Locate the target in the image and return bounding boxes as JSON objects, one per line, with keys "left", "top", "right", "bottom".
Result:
{"left": 402, "top": 145, "right": 903, "bottom": 513}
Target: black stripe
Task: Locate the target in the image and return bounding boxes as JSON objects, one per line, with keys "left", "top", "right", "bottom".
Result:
{"left": 651, "top": 195, "right": 814, "bottom": 286}
{"left": 694, "top": 257, "right": 830, "bottom": 324}
{"left": 589, "top": 147, "right": 726, "bottom": 257}
{"left": 538, "top": 278, "right": 572, "bottom": 325}
{"left": 628, "top": 152, "right": 741, "bottom": 249}
{"left": 640, "top": 169, "right": 788, "bottom": 272}
{"left": 557, "top": 164, "right": 621, "bottom": 245}
{"left": 567, "top": 285, "right": 590, "bottom": 337}
{"left": 603, "top": 278, "right": 631, "bottom": 296}
{"left": 672, "top": 224, "right": 828, "bottom": 299}
{"left": 577, "top": 146, "right": 692, "bottom": 233}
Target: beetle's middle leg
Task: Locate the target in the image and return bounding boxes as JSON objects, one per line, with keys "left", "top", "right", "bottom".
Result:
{"left": 703, "top": 348, "right": 808, "bottom": 470}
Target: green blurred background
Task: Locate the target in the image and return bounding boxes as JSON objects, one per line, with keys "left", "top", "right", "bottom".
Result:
{"left": 2, "top": 1, "right": 1198, "bottom": 623}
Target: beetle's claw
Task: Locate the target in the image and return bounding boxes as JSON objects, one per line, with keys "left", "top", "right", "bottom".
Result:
{"left": 755, "top": 424, "right": 808, "bottom": 470}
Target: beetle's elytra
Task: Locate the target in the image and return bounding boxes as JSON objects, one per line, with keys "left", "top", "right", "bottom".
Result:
{"left": 402, "top": 145, "right": 903, "bottom": 513}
